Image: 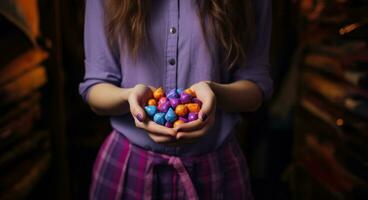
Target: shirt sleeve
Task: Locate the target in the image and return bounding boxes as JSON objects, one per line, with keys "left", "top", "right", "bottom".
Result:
{"left": 231, "top": 0, "right": 273, "bottom": 100}
{"left": 78, "top": 0, "right": 122, "bottom": 103}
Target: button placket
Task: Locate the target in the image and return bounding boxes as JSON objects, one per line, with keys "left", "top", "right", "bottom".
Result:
{"left": 165, "top": 0, "right": 179, "bottom": 90}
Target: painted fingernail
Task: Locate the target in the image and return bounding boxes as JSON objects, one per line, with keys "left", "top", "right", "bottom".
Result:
{"left": 201, "top": 114, "right": 208, "bottom": 122}
{"left": 136, "top": 113, "right": 143, "bottom": 122}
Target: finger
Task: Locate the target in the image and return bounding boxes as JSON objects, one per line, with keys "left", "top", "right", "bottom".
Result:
{"left": 144, "top": 120, "right": 177, "bottom": 136}
{"left": 147, "top": 132, "right": 174, "bottom": 143}
{"left": 134, "top": 118, "right": 177, "bottom": 137}
{"left": 199, "top": 98, "right": 215, "bottom": 122}
{"left": 129, "top": 95, "right": 146, "bottom": 122}
{"left": 148, "top": 86, "right": 157, "bottom": 92}
{"left": 176, "top": 116, "right": 214, "bottom": 140}
{"left": 173, "top": 119, "right": 206, "bottom": 132}
{"left": 176, "top": 125, "right": 210, "bottom": 140}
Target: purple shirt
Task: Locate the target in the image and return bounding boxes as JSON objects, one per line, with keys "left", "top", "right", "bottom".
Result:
{"left": 79, "top": 0, "right": 273, "bottom": 156}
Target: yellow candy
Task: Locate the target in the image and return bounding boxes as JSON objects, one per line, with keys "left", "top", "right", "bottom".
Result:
{"left": 173, "top": 120, "right": 185, "bottom": 128}
{"left": 184, "top": 88, "right": 196, "bottom": 97}
{"left": 175, "top": 104, "right": 188, "bottom": 117}
{"left": 147, "top": 99, "right": 157, "bottom": 106}
{"left": 186, "top": 103, "right": 201, "bottom": 113}
{"left": 153, "top": 87, "right": 165, "bottom": 100}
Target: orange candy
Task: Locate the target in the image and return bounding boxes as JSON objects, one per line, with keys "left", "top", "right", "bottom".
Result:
{"left": 175, "top": 104, "right": 188, "bottom": 117}
{"left": 186, "top": 103, "right": 201, "bottom": 113}
{"left": 147, "top": 99, "right": 157, "bottom": 106}
{"left": 184, "top": 88, "right": 196, "bottom": 97}
{"left": 173, "top": 120, "right": 185, "bottom": 128}
{"left": 153, "top": 87, "right": 165, "bottom": 100}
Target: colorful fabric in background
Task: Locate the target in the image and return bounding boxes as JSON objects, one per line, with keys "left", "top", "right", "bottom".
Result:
{"left": 0, "top": 0, "right": 40, "bottom": 45}
{"left": 300, "top": 0, "right": 348, "bottom": 23}
{"left": 303, "top": 72, "right": 368, "bottom": 119}
{"left": 302, "top": 39, "right": 368, "bottom": 119}
{"left": 90, "top": 130, "right": 253, "bottom": 200}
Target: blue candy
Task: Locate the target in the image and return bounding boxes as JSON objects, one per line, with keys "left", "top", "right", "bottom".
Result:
{"left": 144, "top": 106, "right": 157, "bottom": 117}
{"left": 165, "top": 108, "right": 177, "bottom": 123}
{"left": 167, "top": 89, "right": 179, "bottom": 98}
{"left": 153, "top": 112, "right": 166, "bottom": 125}
{"left": 176, "top": 88, "right": 184, "bottom": 95}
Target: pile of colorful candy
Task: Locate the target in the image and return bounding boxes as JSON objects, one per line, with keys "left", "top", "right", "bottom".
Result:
{"left": 144, "top": 88, "right": 202, "bottom": 128}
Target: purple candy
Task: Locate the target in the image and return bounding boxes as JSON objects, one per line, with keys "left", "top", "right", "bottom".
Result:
{"left": 188, "top": 112, "right": 198, "bottom": 122}
{"left": 165, "top": 122, "right": 173, "bottom": 128}
{"left": 192, "top": 98, "right": 203, "bottom": 107}
{"left": 158, "top": 101, "right": 171, "bottom": 113}
{"left": 161, "top": 102, "right": 171, "bottom": 113}
{"left": 169, "top": 98, "right": 181, "bottom": 109}
{"left": 179, "top": 117, "right": 189, "bottom": 123}
{"left": 180, "top": 92, "right": 192, "bottom": 104}
{"left": 167, "top": 89, "right": 179, "bottom": 98}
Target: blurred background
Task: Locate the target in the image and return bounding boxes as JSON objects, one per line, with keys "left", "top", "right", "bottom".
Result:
{"left": 0, "top": 0, "right": 368, "bottom": 199}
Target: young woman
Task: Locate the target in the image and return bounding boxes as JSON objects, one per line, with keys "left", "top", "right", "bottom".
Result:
{"left": 79, "top": 0, "right": 273, "bottom": 199}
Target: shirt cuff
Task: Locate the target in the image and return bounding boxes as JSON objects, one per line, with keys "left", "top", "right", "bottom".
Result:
{"left": 232, "top": 64, "right": 274, "bottom": 101}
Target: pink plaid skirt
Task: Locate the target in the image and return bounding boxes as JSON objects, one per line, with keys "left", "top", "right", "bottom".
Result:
{"left": 89, "top": 130, "right": 253, "bottom": 200}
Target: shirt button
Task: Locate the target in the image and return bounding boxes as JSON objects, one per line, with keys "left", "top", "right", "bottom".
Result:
{"left": 170, "top": 27, "right": 176, "bottom": 34}
{"left": 169, "top": 59, "right": 176, "bottom": 65}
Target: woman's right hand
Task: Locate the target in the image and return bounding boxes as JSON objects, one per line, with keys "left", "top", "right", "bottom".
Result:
{"left": 128, "top": 84, "right": 177, "bottom": 143}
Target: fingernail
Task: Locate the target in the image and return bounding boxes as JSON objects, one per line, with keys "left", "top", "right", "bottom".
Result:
{"left": 136, "top": 113, "right": 143, "bottom": 122}
{"left": 201, "top": 114, "right": 208, "bottom": 121}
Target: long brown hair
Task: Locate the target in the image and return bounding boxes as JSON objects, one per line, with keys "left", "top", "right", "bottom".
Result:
{"left": 105, "top": 0, "right": 254, "bottom": 69}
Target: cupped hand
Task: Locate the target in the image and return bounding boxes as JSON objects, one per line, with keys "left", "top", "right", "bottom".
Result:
{"left": 174, "top": 81, "right": 216, "bottom": 141}
{"left": 128, "top": 84, "right": 177, "bottom": 143}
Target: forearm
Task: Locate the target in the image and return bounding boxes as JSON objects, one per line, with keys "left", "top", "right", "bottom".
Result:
{"left": 87, "top": 83, "right": 132, "bottom": 116}
{"left": 209, "top": 80, "right": 263, "bottom": 112}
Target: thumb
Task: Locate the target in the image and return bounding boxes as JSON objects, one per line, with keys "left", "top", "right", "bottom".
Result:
{"left": 199, "top": 98, "right": 214, "bottom": 122}
{"left": 148, "top": 85, "right": 157, "bottom": 92}
{"left": 129, "top": 95, "right": 146, "bottom": 122}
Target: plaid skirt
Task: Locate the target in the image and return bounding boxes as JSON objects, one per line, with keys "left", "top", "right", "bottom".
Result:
{"left": 90, "top": 130, "right": 253, "bottom": 200}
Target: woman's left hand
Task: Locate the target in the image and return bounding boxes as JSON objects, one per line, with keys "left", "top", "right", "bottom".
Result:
{"left": 174, "top": 81, "right": 216, "bottom": 141}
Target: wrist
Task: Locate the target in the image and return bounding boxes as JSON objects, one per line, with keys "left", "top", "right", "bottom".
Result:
{"left": 205, "top": 81, "right": 218, "bottom": 96}
{"left": 121, "top": 87, "right": 134, "bottom": 102}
